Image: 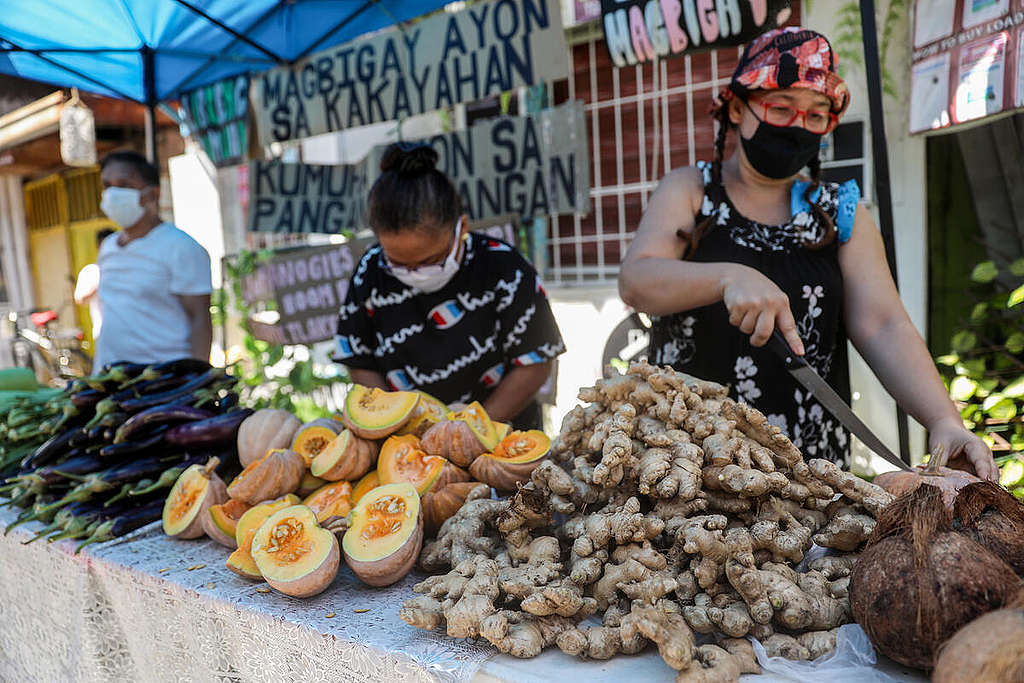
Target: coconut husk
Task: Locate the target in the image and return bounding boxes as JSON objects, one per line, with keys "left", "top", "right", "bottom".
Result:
{"left": 932, "top": 587, "right": 1024, "bottom": 683}
{"left": 952, "top": 481, "right": 1024, "bottom": 577}
{"left": 850, "top": 484, "right": 1024, "bottom": 670}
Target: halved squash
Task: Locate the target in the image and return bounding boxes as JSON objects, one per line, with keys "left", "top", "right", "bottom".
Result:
{"left": 237, "top": 409, "right": 302, "bottom": 467}
{"left": 420, "top": 420, "right": 488, "bottom": 467}
{"left": 351, "top": 470, "right": 379, "bottom": 504}
{"left": 303, "top": 480, "right": 354, "bottom": 523}
{"left": 377, "top": 434, "right": 469, "bottom": 495}
{"left": 421, "top": 482, "right": 490, "bottom": 535}
{"left": 226, "top": 448, "right": 305, "bottom": 505}
{"left": 227, "top": 494, "right": 300, "bottom": 580}
{"left": 342, "top": 385, "right": 419, "bottom": 439}
{"left": 296, "top": 471, "right": 328, "bottom": 497}
{"left": 454, "top": 402, "right": 500, "bottom": 450}
{"left": 202, "top": 498, "right": 252, "bottom": 547}
{"left": 468, "top": 430, "right": 551, "bottom": 491}
{"left": 162, "top": 458, "right": 228, "bottom": 539}
{"left": 310, "top": 429, "right": 377, "bottom": 481}
{"left": 343, "top": 483, "right": 423, "bottom": 586}
{"left": 396, "top": 391, "right": 449, "bottom": 437}
{"left": 493, "top": 422, "right": 512, "bottom": 442}
{"left": 251, "top": 504, "right": 340, "bottom": 597}
{"left": 291, "top": 418, "right": 344, "bottom": 466}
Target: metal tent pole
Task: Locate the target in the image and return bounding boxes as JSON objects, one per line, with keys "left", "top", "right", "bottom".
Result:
{"left": 142, "top": 46, "right": 158, "bottom": 165}
{"left": 859, "top": 0, "right": 912, "bottom": 465}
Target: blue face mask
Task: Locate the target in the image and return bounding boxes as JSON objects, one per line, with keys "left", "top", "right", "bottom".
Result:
{"left": 387, "top": 220, "right": 464, "bottom": 294}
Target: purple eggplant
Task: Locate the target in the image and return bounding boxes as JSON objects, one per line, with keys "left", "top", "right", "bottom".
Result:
{"left": 21, "top": 427, "right": 78, "bottom": 470}
{"left": 98, "top": 425, "right": 172, "bottom": 458}
{"left": 165, "top": 408, "right": 253, "bottom": 448}
{"left": 76, "top": 498, "right": 165, "bottom": 553}
{"left": 113, "top": 404, "right": 213, "bottom": 444}
{"left": 70, "top": 389, "right": 106, "bottom": 410}
{"left": 117, "top": 368, "right": 225, "bottom": 413}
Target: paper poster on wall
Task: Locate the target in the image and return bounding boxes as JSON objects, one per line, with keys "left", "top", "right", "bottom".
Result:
{"left": 910, "top": 53, "right": 952, "bottom": 133}
{"left": 961, "top": 0, "right": 1010, "bottom": 28}
{"left": 249, "top": 101, "right": 590, "bottom": 232}
{"left": 252, "top": 0, "right": 569, "bottom": 146}
{"left": 953, "top": 32, "right": 1008, "bottom": 123}
{"left": 598, "top": 0, "right": 793, "bottom": 67}
{"left": 914, "top": 0, "right": 956, "bottom": 47}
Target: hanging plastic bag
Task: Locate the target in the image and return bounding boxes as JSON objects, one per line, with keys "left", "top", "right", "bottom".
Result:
{"left": 60, "top": 89, "right": 96, "bottom": 167}
{"left": 749, "top": 624, "right": 906, "bottom": 682}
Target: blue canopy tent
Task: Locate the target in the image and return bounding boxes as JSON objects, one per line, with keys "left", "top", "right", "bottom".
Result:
{"left": 0, "top": 0, "right": 451, "bottom": 161}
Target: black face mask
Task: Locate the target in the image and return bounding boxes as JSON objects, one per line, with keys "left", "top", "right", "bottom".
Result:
{"left": 740, "top": 119, "right": 823, "bottom": 180}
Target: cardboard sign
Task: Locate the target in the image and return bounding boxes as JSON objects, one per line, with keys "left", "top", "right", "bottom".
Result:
{"left": 599, "top": 0, "right": 792, "bottom": 67}
{"left": 910, "top": 0, "right": 1024, "bottom": 133}
{"left": 248, "top": 101, "right": 590, "bottom": 233}
{"left": 177, "top": 75, "right": 250, "bottom": 166}
{"left": 241, "top": 239, "right": 373, "bottom": 345}
{"left": 253, "top": 0, "right": 570, "bottom": 145}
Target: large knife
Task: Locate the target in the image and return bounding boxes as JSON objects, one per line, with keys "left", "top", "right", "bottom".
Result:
{"left": 765, "top": 331, "right": 911, "bottom": 471}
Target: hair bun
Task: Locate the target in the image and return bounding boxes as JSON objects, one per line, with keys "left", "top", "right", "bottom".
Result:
{"left": 380, "top": 143, "right": 438, "bottom": 176}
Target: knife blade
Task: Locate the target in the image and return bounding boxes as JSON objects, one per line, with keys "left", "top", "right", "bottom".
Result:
{"left": 765, "top": 331, "right": 911, "bottom": 471}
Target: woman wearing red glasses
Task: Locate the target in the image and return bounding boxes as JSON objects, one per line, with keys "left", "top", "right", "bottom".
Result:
{"left": 619, "top": 28, "right": 996, "bottom": 478}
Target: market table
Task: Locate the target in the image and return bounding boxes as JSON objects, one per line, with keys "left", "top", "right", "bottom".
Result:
{"left": 0, "top": 505, "right": 925, "bottom": 683}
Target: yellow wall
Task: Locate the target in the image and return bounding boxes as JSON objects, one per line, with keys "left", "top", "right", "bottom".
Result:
{"left": 67, "top": 219, "right": 116, "bottom": 350}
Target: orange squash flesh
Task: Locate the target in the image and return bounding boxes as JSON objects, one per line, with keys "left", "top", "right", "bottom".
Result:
{"left": 396, "top": 391, "right": 449, "bottom": 437}
{"left": 203, "top": 498, "right": 252, "bottom": 547}
{"left": 491, "top": 430, "right": 551, "bottom": 462}
{"left": 303, "top": 481, "right": 354, "bottom": 523}
{"left": 343, "top": 385, "right": 419, "bottom": 439}
{"left": 343, "top": 483, "right": 423, "bottom": 587}
{"left": 352, "top": 470, "right": 379, "bottom": 503}
{"left": 251, "top": 505, "right": 340, "bottom": 598}
{"left": 451, "top": 401, "right": 499, "bottom": 451}
{"left": 377, "top": 435, "right": 447, "bottom": 496}
{"left": 291, "top": 419, "right": 344, "bottom": 466}
{"left": 468, "top": 431, "right": 551, "bottom": 492}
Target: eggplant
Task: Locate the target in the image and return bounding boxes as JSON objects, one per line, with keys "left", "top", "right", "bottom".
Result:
{"left": 215, "top": 392, "right": 240, "bottom": 412}
{"left": 165, "top": 408, "right": 253, "bottom": 448}
{"left": 75, "top": 499, "right": 165, "bottom": 553}
{"left": 113, "top": 404, "right": 213, "bottom": 444}
{"left": 117, "top": 368, "right": 226, "bottom": 414}
{"left": 98, "top": 425, "right": 171, "bottom": 458}
{"left": 35, "top": 453, "right": 178, "bottom": 514}
{"left": 21, "top": 452, "right": 110, "bottom": 488}
{"left": 70, "top": 389, "right": 106, "bottom": 410}
{"left": 68, "top": 426, "right": 100, "bottom": 449}
{"left": 4, "top": 494, "right": 62, "bottom": 534}
{"left": 153, "top": 358, "right": 211, "bottom": 376}
{"left": 86, "top": 374, "right": 192, "bottom": 427}
{"left": 21, "top": 427, "right": 79, "bottom": 470}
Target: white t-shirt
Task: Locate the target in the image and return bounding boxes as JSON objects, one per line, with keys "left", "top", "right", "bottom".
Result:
{"left": 74, "top": 262, "right": 102, "bottom": 338}
{"left": 94, "top": 223, "right": 212, "bottom": 368}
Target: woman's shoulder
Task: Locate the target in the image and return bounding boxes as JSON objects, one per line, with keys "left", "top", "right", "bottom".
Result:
{"left": 351, "top": 243, "right": 385, "bottom": 290}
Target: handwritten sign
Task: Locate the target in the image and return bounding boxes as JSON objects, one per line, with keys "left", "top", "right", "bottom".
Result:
{"left": 910, "top": 0, "right": 1024, "bottom": 133}
{"left": 248, "top": 101, "right": 590, "bottom": 233}
{"left": 177, "top": 75, "right": 250, "bottom": 166}
{"left": 599, "top": 0, "right": 792, "bottom": 67}
{"left": 241, "top": 239, "right": 373, "bottom": 345}
{"left": 253, "top": 0, "right": 569, "bottom": 145}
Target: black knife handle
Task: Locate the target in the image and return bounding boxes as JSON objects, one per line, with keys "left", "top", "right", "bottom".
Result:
{"left": 765, "top": 330, "right": 808, "bottom": 368}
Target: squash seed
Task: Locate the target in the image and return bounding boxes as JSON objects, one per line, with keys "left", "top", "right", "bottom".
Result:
{"left": 353, "top": 608, "right": 370, "bottom": 613}
{"left": 255, "top": 587, "right": 272, "bottom": 593}
{"left": 186, "top": 563, "right": 206, "bottom": 571}
{"left": 158, "top": 568, "right": 171, "bottom": 573}
{"left": 206, "top": 583, "right": 216, "bottom": 589}
{"left": 325, "top": 611, "right": 337, "bottom": 619}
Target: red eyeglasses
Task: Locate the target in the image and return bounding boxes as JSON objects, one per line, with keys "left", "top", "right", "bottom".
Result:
{"left": 747, "top": 97, "right": 839, "bottom": 134}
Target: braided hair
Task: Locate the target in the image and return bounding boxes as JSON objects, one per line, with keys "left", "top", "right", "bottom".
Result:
{"left": 679, "top": 102, "right": 836, "bottom": 257}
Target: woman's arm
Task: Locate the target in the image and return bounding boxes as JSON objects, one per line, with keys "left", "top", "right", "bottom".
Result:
{"left": 839, "top": 205, "right": 997, "bottom": 480}
{"left": 348, "top": 368, "right": 388, "bottom": 390}
{"left": 619, "top": 168, "right": 805, "bottom": 354}
{"left": 483, "top": 362, "right": 551, "bottom": 424}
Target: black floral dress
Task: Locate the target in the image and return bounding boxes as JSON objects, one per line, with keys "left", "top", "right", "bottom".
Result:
{"left": 649, "top": 162, "right": 860, "bottom": 463}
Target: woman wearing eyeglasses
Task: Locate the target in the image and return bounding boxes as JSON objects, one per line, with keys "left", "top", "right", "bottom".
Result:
{"left": 333, "top": 143, "right": 565, "bottom": 430}
{"left": 619, "top": 28, "right": 996, "bottom": 478}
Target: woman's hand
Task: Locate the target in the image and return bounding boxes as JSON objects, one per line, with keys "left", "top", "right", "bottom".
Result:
{"left": 929, "top": 416, "right": 998, "bottom": 482}
{"left": 721, "top": 264, "right": 805, "bottom": 355}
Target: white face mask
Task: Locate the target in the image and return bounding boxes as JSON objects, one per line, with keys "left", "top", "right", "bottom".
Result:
{"left": 100, "top": 186, "right": 146, "bottom": 228}
{"left": 387, "top": 220, "right": 464, "bottom": 294}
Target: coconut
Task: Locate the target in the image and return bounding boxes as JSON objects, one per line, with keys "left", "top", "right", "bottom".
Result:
{"left": 932, "top": 590, "right": 1024, "bottom": 683}
{"left": 849, "top": 484, "right": 1024, "bottom": 670}
{"left": 952, "top": 481, "right": 1024, "bottom": 577}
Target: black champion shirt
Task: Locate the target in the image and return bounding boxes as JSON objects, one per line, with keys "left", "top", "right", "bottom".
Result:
{"left": 333, "top": 233, "right": 565, "bottom": 406}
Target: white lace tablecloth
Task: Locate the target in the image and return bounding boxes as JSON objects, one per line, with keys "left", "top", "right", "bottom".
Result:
{"left": 0, "top": 504, "right": 491, "bottom": 683}
{"left": 0, "top": 504, "right": 927, "bottom": 683}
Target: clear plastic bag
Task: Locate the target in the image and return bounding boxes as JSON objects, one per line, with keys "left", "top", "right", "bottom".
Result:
{"left": 749, "top": 624, "right": 902, "bottom": 683}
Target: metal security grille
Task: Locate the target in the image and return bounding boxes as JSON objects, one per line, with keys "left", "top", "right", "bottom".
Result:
{"left": 546, "top": 35, "right": 742, "bottom": 286}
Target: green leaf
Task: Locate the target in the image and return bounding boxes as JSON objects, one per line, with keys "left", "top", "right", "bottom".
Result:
{"left": 956, "top": 359, "right": 986, "bottom": 377}
{"left": 266, "top": 345, "right": 285, "bottom": 366}
{"left": 986, "top": 397, "right": 1017, "bottom": 421}
{"left": 950, "top": 375, "right": 977, "bottom": 401}
{"left": 1004, "top": 376, "right": 1024, "bottom": 399}
{"left": 1007, "top": 333, "right": 1024, "bottom": 354}
{"left": 1010, "top": 258, "right": 1024, "bottom": 277}
{"left": 1008, "top": 283, "right": 1024, "bottom": 308}
{"left": 961, "top": 403, "right": 980, "bottom": 420}
{"left": 970, "top": 302, "right": 989, "bottom": 322}
{"left": 978, "top": 378, "right": 999, "bottom": 395}
{"left": 971, "top": 261, "right": 998, "bottom": 283}
{"left": 951, "top": 330, "right": 978, "bottom": 353}
{"left": 935, "top": 354, "right": 959, "bottom": 366}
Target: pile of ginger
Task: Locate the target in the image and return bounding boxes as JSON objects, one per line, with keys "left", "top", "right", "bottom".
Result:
{"left": 400, "top": 361, "right": 894, "bottom": 681}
